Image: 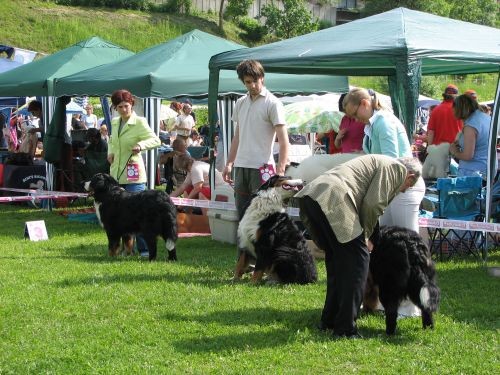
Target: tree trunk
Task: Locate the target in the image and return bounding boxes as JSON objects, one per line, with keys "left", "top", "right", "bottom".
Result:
{"left": 219, "top": 0, "right": 225, "bottom": 32}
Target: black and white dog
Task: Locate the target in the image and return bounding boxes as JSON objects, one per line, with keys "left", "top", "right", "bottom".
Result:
{"left": 364, "top": 226, "right": 440, "bottom": 335}
{"left": 235, "top": 175, "right": 317, "bottom": 284}
{"left": 84, "top": 173, "right": 178, "bottom": 261}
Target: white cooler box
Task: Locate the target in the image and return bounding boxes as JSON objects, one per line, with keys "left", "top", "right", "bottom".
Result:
{"left": 207, "top": 184, "right": 239, "bottom": 244}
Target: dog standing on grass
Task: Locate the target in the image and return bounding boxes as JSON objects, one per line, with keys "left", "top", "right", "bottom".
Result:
{"left": 236, "top": 175, "right": 317, "bottom": 284}
{"left": 364, "top": 226, "right": 440, "bottom": 335}
{"left": 84, "top": 173, "right": 178, "bottom": 261}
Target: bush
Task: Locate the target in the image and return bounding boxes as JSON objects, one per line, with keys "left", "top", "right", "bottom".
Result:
{"left": 194, "top": 106, "right": 208, "bottom": 128}
{"left": 157, "top": 0, "right": 192, "bottom": 14}
{"left": 224, "top": 0, "right": 252, "bottom": 21}
{"left": 238, "top": 17, "right": 266, "bottom": 42}
{"left": 260, "top": 0, "right": 318, "bottom": 39}
{"left": 318, "top": 19, "right": 333, "bottom": 30}
{"left": 420, "top": 76, "right": 444, "bottom": 99}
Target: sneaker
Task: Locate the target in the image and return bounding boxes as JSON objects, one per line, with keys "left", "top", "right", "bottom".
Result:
{"left": 140, "top": 251, "right": 149, "bottom": 258}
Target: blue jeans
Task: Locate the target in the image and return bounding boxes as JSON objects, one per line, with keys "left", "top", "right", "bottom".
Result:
{"left": 121, "top": 183, "right": 148, "bottom": 253}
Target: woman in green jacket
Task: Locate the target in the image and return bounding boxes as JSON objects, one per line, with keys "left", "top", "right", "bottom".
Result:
{"left": 108, "top": 89, "right": 161, "bottom": 256}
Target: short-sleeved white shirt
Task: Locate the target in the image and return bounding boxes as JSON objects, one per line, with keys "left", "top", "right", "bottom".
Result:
{"left": 184, "top": 161, "right": 225, "bottom": 187}
{"left": 175, "top": 114, "right": 195, "bottom": 137}
{"left": 231, "top": 87, "right": 286, "bottom": 169}
{"left": 82, "top": 113, "right": 98, "bottom": 128}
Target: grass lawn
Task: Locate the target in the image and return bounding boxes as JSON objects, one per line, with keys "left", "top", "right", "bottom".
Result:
{"left": 0, "top": 203, "right": 499, "bottom": 374}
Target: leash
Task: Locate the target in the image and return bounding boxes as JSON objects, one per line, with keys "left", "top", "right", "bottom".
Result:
{"left": 116, "top": 153, "right": 133, "bottom": 181}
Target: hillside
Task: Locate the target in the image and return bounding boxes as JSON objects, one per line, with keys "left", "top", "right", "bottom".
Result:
{"left": 2, "top": 0, "right": 498, "bottom": 100}
{"left": 1, "top": 0, "right": 245, "bottom": 54}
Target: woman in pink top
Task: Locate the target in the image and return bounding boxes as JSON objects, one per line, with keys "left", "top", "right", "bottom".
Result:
{"left": 334, "top": 93, "right": 365, "bottom": 153}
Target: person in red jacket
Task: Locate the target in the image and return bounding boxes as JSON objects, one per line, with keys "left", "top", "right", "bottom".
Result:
{"left": 427, "top": 84, "right": 463, "bottom": 145}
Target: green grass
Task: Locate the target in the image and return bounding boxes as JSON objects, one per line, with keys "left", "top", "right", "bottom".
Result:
{"left": 350, "top": 74, "right": 498, "bottom": 102}
{"left": 0, "top": 204, "right": 499, "bottom": 373}
{"left": 1, "top": 0, "right": 246, "bottom": 54}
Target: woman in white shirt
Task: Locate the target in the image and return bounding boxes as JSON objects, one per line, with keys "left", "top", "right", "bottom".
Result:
{"left": 173, "top": 103, "right": 195, "bottom": 141}
{"left": 82, "top": 104, "right": 98, "bottom": 129}
{"left": 171, "top": 154, "right": 226, "bottom": 214}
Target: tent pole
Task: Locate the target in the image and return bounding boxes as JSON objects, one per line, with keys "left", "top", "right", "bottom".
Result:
{"left": 208, "top": 68, "right": 220, "bottom": 189}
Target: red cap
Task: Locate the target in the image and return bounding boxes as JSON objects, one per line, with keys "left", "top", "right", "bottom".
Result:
{"left": 444, "top": 84, "right": 459, "bottom": 95}
{"left": 464, "top": 89, "right": 478, "bottom": 99}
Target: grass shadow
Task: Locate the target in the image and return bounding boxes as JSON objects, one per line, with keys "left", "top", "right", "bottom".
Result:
{"left": 163, "top": 307, "right": 416, "bottom": 353}
{"left": 53, "top": 266, "right": 232, "bottom": 289}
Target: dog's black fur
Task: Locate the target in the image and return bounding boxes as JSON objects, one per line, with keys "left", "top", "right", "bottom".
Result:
{"left": 85, "top": 173, "right": 178, "bottom": 261}
{"left": 237, "top": 175, "right": 317, "bottom": 284}
{"left": 253, "top": 211, "right": 318, "bottom": 284}
{"left": 367, "top": 226, "right": 440, "bottom": 335}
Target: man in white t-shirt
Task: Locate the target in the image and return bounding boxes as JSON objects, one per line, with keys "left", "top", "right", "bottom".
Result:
{"left": 221, "top": 60, "right": 289, "bottom": 279}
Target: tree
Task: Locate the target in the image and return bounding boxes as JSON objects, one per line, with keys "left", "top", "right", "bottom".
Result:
{"left": 219, "top": 0, "right": 252, "bottom": 32}
{"left": 260, "top": 0, "right": 319, "bottom": 40}
{"left": 449, "top": 0, "right": 498, "bottom": 27}
{"left": 362, "top": 0, "right": 498, "bottom": 27}
{"left": 224, "top": 0, "right": 253, "bottom": 21}
{"left": 219, "top": 0, "right": 225, "bottom": 30}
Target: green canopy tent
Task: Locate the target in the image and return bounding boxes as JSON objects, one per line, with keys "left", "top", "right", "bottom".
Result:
{"left": 208, "top": 7, "right": 500, "bottom": 219}
{"left": 53, "top": 30, "right": 348, "bottom": 187}
{"left": 0, "top": 37, "right": 134, "bottom": 98}
{"left": 53, "top": 29, "right": 348, "bottom": 98}
{"left": 0, "top": 37, "right": 133, "bottom": 191}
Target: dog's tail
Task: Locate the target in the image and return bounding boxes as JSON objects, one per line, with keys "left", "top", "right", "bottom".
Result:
{"left": 419, "top": 283, "right": 440, "bottom": 312}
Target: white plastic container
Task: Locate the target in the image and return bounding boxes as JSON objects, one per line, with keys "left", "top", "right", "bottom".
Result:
{"left": 207, "top": 184, "right": 239, "bottom": 244}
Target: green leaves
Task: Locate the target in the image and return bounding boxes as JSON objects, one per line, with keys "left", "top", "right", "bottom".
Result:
{"left": 363, "top": 0, "right": 498, "bottom": 27}
{"left": 260, "top": 0, "right": 319, "bottom": 40}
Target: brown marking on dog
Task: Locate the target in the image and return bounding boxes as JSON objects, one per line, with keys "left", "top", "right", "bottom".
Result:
{"left": 122, "top": 235, "right": 134, "bottom": 255}
{"left": 251, "top": 270, "right": 265, "bottom": 283}
{"left": 109, "top": 243, "right": 120, "bottom": 257}
{"left": 234, "top": 252, "right": 250, "bottom": 280}
{"left": 255, "top": 228, "right": 262, "bottom": 241}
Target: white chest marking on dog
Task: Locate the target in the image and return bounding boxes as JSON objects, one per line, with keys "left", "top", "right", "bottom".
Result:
{"left": 94, "top": 202, "right": 104, "bottom": 228}
{"left": 420, "top": 286, "right": 431, "bottom": 309}
{"left": 238, "top": 188, "right": 286, "bottom": 256}
{"left": 165, "top": 239, "right": 175, "bottom": 251}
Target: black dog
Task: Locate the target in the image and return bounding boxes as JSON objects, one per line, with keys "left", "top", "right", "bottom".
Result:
{"left": 84, "top": 173, "right": 178, "bottom": 261}
{"left": 236, "top": 175, "right": 317, "bottom": 284}
{"left": 365, "top": 226, "right": 440, "bottom": 335}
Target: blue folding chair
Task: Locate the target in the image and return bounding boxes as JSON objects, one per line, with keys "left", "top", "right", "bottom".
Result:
{"left": 427, "top": 176, "right": 485, "bottom": 260}
{"left": 187, "top": 146, "right": 208, "bottom": 160}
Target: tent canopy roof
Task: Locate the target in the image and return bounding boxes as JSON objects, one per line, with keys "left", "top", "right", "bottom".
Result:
{"left": 209, "top": 7, "right": 500, "bottom": 76}
{"left": 0, "top": 37, "right": 134, "bottom": 97}
{"left": 54, "top": 29, "right": 348, "bottom": 98}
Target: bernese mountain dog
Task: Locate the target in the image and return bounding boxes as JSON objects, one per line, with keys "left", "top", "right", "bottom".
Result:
{"left": 84, "top": 173, "right": 178, "bottom": 261}
{"left": 235, "top": 175, "right": 317, "bottom": 284}
{"left": 364, "top": 226, "right": 440, "bottom": 335}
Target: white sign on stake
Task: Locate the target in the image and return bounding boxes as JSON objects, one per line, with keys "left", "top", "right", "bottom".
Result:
{"left": 24, "top": 220, "right": 48, "bottom": 241}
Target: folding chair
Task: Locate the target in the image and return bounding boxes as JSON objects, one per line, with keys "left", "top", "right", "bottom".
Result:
{"left": 427, "top": 176, "right": 485, "bottom": 260}
{"left": 187, "top": 146, "right": 208, "bottom": 160}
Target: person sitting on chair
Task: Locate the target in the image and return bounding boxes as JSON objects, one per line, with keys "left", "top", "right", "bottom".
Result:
{"left": 170, "top": 154, "right": 226, "bottom": 214}
{"left": 86, "top": 128, "right": 108, "bottom": 153}
{"left": 158, "top": 138, "right": 191, "bottom": 193}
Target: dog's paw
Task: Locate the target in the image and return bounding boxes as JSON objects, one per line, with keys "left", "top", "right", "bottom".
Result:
{"left": 264, "top": 278, "right": 279, "bottom": 286}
